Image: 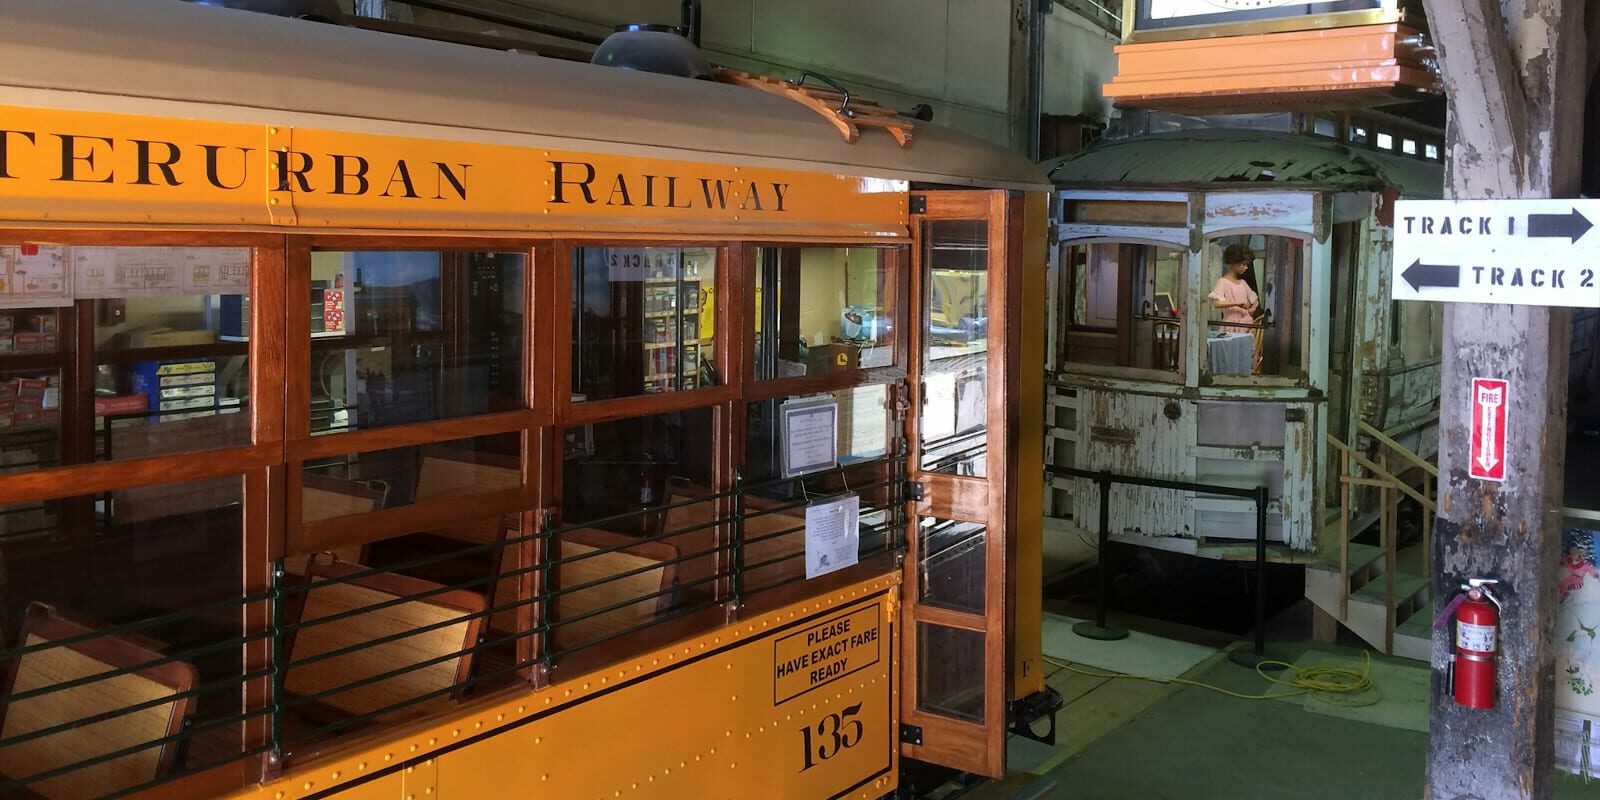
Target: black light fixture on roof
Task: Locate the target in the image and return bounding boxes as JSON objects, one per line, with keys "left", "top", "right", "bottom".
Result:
{"left": 188, "top": 0, "right": 343, "bottom": 23}
{"left": 590, "top": 0, "right": 711, "bottom": 80}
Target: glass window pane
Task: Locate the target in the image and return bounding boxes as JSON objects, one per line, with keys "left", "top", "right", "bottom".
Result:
{"left": 301, "top": 432, "right": 522, "bottom": 523}
{"left": 1204, "top": 235, "right": 1306, "bottom": 378}
{"left": 83, "top": 247, "right": 254, "bottom": 461}
{"left": 557, "top": 408, "right": 718, "bottom": 666}
{"left": 1064, "top": 243, "right": 1185, "bottom": 372}
{"left": 572, "top": 247, "right": 717, "bottom": 401}
{"left": 742, "top": 386, "right": 903, "bottom": 595}
{"left": 917, "top": 623, "right": 985, "bottom": 723}
{"left": 309, "top": 250, "right": 525, "bottom": 434}
{"left": 563, "top": 408, "right": 715, "bottom": 529}
{"left": 753, "top": 247, "right": 898, "bottom": 379}
{"left": 919, "top": 519, "right": 986, "bottom": 614}
{"left": 922, "top": 221, "right": 989, "bottom": 476}
{"left": 0, "top": 367, "right": 64, "bottom": 474}
{"left": 744, "top": 383, "right": 893, "bottom": 484}
{"left": 0, "top": 477, "right": 247, "bottom": 791}
{"left": 0, "top": 246, "right": 254, "bottom": 475}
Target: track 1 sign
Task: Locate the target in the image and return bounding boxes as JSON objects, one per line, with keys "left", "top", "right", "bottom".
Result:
{"left": 1469, "top": 378, "right": 1509, "bottom": 482}
{"left": 1392, "top": 199, "right": 1600, "bottom": 307}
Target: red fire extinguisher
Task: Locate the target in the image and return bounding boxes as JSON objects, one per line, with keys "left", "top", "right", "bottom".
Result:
{"left": 1438, "top": 578, "right": 1500, "bottom": 709}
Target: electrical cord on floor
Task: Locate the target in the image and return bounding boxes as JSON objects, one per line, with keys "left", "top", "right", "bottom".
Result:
{"left": 1042, "top": 650, "right": 1382, "bottom": 707}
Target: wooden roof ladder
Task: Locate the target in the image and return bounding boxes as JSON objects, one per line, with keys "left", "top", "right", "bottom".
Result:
{"left": 714, "top": 68, "right": 915, "bottom": 147}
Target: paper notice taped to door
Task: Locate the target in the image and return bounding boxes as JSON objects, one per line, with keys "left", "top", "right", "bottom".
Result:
{"left": 805, "top": 493, "right": 859, "bottom": 580}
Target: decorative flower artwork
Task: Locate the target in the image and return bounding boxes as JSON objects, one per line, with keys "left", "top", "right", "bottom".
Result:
{"left": 1559, "top": 529, "right": 1600, "bottom": 712}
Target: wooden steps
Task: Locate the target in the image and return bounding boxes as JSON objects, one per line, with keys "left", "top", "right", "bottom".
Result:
{"left": 1305, "top": 538, "right": 1433, "bottom": 661}
{"left": 1394, "top": 600, "right": 1434, "bottom": 661}
{"left": 1350, "top": 571, "right": 1429, "bottom": 608}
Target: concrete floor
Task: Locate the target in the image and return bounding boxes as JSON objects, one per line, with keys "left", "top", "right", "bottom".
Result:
{"left": 980, "top": 625, "right": 1600, "bottom": 799}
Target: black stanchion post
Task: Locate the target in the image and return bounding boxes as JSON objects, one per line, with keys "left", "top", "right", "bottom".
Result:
{"left": 1229, "top": 485, "right": 1284, "bottom": 670}
{"left": 1073, "top": 473, "right": 1128, "bottom": 642}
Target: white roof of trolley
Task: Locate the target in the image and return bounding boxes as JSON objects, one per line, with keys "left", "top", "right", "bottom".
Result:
{"left": 0, "top": 0, "right": 1048, "bottom": 191}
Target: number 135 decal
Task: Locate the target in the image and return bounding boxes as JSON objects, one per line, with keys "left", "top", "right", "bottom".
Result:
{"left": 798, "top": 702, "right": 864, "bottom": 772}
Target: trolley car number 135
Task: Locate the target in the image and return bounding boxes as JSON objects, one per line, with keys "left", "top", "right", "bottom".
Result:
{"left": 797, "top": 702, "right": 864, "bottom": 772}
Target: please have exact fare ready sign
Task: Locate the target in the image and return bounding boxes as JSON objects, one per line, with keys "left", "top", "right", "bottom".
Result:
{"left": 1392, "top": 199, "right": 1600, "bottom": 307}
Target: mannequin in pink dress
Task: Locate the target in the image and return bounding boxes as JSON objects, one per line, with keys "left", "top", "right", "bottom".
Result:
{"left": 1209, "top": 244, "right": 1261, "bottom": 371}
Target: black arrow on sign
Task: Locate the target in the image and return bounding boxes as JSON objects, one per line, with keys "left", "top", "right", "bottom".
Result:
{"left": 1528, "top": 208, "right": 1593, "bottom": 243}
{"left": 1401, "top": 260, "right": 1460, "bottom": 291}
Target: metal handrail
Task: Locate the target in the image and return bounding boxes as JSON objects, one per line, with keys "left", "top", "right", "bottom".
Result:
{"left": 1044, "top": 465, "right": 1273, "bottom": 660}
{"left": 1325, "top": 429, "right": 1436, "bottom": 654}
{"left": 0, "top": 449, "right": 910, "bottom": 798}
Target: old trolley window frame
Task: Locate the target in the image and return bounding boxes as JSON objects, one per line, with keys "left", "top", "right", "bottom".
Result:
{"left": 0, "top": 225, "right": 913, "bottom": 793}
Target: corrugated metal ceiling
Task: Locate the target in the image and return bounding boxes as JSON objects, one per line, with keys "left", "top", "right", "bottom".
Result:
{"left": 1044, "top": 130, "right": 1443, "bottom": 197}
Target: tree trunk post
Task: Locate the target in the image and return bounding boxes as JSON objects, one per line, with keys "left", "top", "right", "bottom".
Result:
{"left": 1420, "top": 0, "right": 1586, "bottom": 797}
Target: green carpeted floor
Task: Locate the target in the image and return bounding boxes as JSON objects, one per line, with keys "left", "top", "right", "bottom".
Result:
{"left": 1009, "top": 641, "right": 1600, "bottom": 799}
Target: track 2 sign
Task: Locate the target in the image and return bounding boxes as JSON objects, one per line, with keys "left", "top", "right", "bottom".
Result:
{"left": 1392, "top": 199, "right": 1600, "bottom": 307}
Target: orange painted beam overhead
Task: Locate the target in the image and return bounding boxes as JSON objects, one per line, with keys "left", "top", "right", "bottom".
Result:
{"left": 1104, "top": 24, "right": 1441, "bottom": 114}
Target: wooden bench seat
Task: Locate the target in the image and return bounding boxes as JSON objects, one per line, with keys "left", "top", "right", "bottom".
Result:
{"left": 658, "top": 484, "right": 808, "bottom": 594}
{"left": 415, "top": 452, "right": 520, "bottom": 547}
{"left": 740, "top": 496, "right": 808, "bottom": 591}
{"left": 285, "top": 474, "right": 388, "bottom": 577}
{"left": 550, "top": 529, "right": 678, "bottom": 656}
{"left": 283, "top": 564, "right": 487, "bottom": 722}
{"left": 0, "top": 603, "right": 198, "bottom": 800}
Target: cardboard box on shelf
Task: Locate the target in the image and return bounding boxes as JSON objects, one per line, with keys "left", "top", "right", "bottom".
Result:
{"left": 159, "top": 384, "right": 216, "bottom": 400}
{"left": 14, "top": 333, "right": 42, "bottom": 353}
{"left": 27, "top": 314, "right": 56, "bottom": 334}
{"left": 0, "top": 316, "right": 14, "bottom": 334}
{"left": 157, "top": 395, "right": 216, "bottom": 413}
{"left": 127, "top": 327, "right": 218, "bottom": 348}
{"left": 156, "top": 372, "right": 213, "bottom": 388}
{"left": 130, "top": 360, "right": 216, "bottom": 412}
{"left": 95, "top": 394, "right": 150, "bottom": 416}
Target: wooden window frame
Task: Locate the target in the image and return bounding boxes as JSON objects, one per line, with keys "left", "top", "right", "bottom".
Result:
{"left": 283, "top": 236, "right": 543, "bottom": 557}
{"left": 557, "top": 240, "right": 739, "bottom": 426}
{"left": 740, "top": 242, "right": 910, "bottom": 403}
{"left": 1059, "top": 240, "right": 1186, "bottom": 380}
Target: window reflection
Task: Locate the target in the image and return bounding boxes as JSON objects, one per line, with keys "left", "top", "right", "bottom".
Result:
{"left": 1064, "top": 242, "right": 1185, "bottom": 372}
{"left": 309, "top": 250, "right": 524, "bottom": 434}
{"left": 754, "top": 247, "right": 898, "bottom": 379}
{"left": 0, "top": 479, "right": 246, "bottom": 792}
{"left": 0, "top": 245, "right": 254, "bottom": 476}
{"left": 572, "top": 247, "right": 717, "bottom": 401}
{"left": 921, "top": 221, "right": 988, "bottom": 475}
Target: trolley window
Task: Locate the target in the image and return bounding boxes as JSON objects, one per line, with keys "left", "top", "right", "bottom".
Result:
{"left": 571, "top": 246, "right": 719, "bottom": 402}
{"left": 1062, "top": 242, "right": 1186, "bottom": 373}
{"left": 742, "top": 382, "right": 903, "bottom": 598}
{"left": 0, "top": 244, "right": 256, "bottom": 475}
{"left": 0, "top": 476, "right": 249, "bottom": 797}
{"left": 922, "top": 220, "right": 990, "bottom": 475}
{"left": 1203, "top": 234, "right": 1307, "bottom": 379}
{"left": 556, "top": 406, "right": 719, "bottom": 668}
{"left": 307, "top": 249, "right": 525, "bottom": 435}
{"left": 752, "top": 247, "right": 902, "bottom": 380}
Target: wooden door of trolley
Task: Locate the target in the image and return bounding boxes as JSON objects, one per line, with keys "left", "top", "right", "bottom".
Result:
{"left": 901, "top": 190, "right": 1015, "bottom": 778}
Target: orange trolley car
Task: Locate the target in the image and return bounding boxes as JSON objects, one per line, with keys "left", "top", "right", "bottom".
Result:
{"left": 0, "top": 1, "right": 1049, "bottom": 798}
